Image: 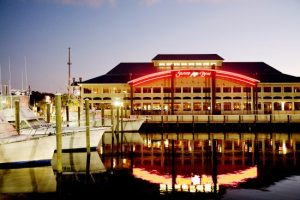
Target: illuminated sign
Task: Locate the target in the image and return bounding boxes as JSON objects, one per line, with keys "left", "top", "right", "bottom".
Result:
{"left": 175, "top": 71, "right": 212, "bottom": 78}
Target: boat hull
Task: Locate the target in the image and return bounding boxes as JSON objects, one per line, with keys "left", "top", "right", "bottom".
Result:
{"left": 0, "top": 128, "right": 105, "bottom": 165}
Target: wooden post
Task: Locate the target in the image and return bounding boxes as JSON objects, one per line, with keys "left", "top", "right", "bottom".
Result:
{"left": 77, "top": 106, "right": 81, "bottom": 127}
{"left": 55, "top": 94, "right": 63, "bottom": 173}
{"left": 120, "top": 106, "right": 124, "bottom": 156}
{"left": 101, "top": 103, "right": 105, "bottom": 126}
{"left": 66, "top": 105, "right": 69, "bottom": 127}
{"left": 15, "top": 100, "right": 20, "bottom": 134}
{"left": 46, "top": 103, "right": 51, "bottom": 123}
{"left": 85, "top": 99, "right": 91, "bottom": 153}
{"left": 121, "top": 107, "right": 123, "bottom": 132}
{"left": 111, "top": 106, "right": 115, "bottom": 159}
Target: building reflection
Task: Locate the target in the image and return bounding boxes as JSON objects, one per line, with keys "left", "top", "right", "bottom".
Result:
{"left": 102, "top": 132, "right": 300, "bottom": 194}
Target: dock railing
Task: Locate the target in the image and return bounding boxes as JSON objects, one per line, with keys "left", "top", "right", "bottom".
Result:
{"left": 143, "top": 114, "right": 300, "bottom": 124}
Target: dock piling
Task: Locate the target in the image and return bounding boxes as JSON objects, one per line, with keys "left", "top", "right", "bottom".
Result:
{"left": 85, "top": 99, "right": 91, "bottom": 153}
{"left": 15, "top": 100, "right": 20, "bottom": 134}
{"left": 55, "top": 94, "right": 63, "bottom": 173}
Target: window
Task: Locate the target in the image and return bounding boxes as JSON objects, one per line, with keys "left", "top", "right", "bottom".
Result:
{"left": 273, "top": 87, "right": 281, "bottom": 93}
{"left": 294, "top": 102, "right": 300, "bottom": 110}
{"left": 284, "top": 102, "right": 292, "bottom": 111}
{"left": 263, "top": 87, "right": 271, "bottom": 92}
{"left": 216, "top": 87, "right": 221, "bottom": 93}
{"left": 244, "top": 103, "right": 251, "bottom": 110}
{"left": 183, "top": 102, "right": 191, "bottom": 111}
{"left": 175, "top": 87, "right": 181, "bottom": 93}
{"left": 224, "top": 102, "right": 231, "bottom": 111}
{"left": 284, "top": 87, "right": 292, "bottom": 92}
{"left": 83, "top": 88, "right": 91, "bottom": 94}
{"left": 233, "top": 102, "right": 241, "bottom": 110}
{"left": 103, "top": 88, "right": 109, "bottom": 93}
{"left": 143, "top": 87, "right": 151, "bottom": 93}
{"left": 223, "top": 87, "right": 231, "bottom": 93}
{"left": 134, "top": 87, "right": 141, "bottom": 93}
{"left": 243, "top": 87, "right": 251, "bottom": 93}
{"left": 92, "top": 88, "right": 99, "bottom": 94}
{"left": 295, "top": 87, "right": 300, "bottom": 93}
{"left": 163, "top": 87, "right": 171, "bottom": 93}
{"left": 233, "top": 87, "right": 241, "bottom": 93}
{"left": 183, "top": 87, "right": 191, "bottom": 93}
{"left": 274, "top": 102, "right": 281, "bottom": 111}
{"left": 193, "top": 103, "right": 201, "bottom": 111}
{"left": 153, "top": 87, "right": 161, "bottom": 93}
{"left": 203, "top": 87, "right": 211, "bottom": 93}
{"left": 203, "top": 102, "right": 210, "bottom": 111}
{"left": 193, "top": 87, "right": 201, "bottom": 93}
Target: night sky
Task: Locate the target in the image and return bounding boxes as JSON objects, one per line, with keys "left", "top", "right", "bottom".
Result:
{"left": 1, "top": 0, "right": 300, "bottom": 93}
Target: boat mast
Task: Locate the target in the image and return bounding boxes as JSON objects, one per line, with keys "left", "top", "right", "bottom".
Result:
{"left": 0, "top": 64, "right": 2, "bottom": 95}
{"left": 67, "top": 47, "right": 72, "bottom": 97}
{"left": 24, "top": 56, "right": 28, "bottom": 94}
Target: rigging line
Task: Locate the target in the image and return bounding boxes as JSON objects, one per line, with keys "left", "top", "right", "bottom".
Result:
{"left": 24, "top": 56, "right": 28, "bottom": 92}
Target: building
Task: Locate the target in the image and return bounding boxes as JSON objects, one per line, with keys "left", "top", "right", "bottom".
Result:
{"left": 74, "top": 54, "right": 300, "bottom": 116}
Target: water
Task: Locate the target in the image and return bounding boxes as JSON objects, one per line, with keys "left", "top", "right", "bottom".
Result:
{"left": 1, "top": 132, "right": 300, "bottom": 200}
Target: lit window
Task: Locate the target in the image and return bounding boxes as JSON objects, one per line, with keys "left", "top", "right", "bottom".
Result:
{"left": 224, "top": 102, "right": 231, "bottom": 111}
{"left": 233, "top": 87, "right": 241, "bottom": 93}
{"left": 174, "top": 63, "right": 180, "bottom": 66}
{"left": 273, "top": 87, "right": 281, "bottom": 93}
{"left": 188, "top": 63, "right": 195, "bottom": 66}
{"left": 181, "top": 63, "right": 187, "bottom": 66}
{"left": 223, "top": 87, "right": 231, "bottom": 93}
{"left": 203, "top": 63, "right": 209, "bottom": 66}
{"left": 103, "top": 88, "right": 109, "bottom": 93}
{"left": 284, "top": 87, "right": 292, "bottom": 92}
{"left": 166, "top": 63, "right": 172, "bottom": 66}
{"left": 263, "top": 87, "right": 271, "bottom": 92}
{"left": 195, "top": 62, "right": 202, "bottom": 66}
{"left": 159, "top": 63, "right": 165, "bottom": 66}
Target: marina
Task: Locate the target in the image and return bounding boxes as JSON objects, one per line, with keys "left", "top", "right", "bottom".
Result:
{"left": 0, "top": 131, "right": 300, "bottom": 200}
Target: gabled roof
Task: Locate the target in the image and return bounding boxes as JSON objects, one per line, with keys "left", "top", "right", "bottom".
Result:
{"left": 83, "top": 63, "right": 157, "bottom": 84}
{"left": 222, "top": 62, "right": 300, "bottom": 83}
{"left": 82, "top": 61, "right": 300, "bottom": 84}
{"left": 152, "top": 54, "right": 224, "bottom": 61}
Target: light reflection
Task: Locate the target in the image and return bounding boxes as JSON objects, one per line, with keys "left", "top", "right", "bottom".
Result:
{"left": 133, "top": 166, "right": 257, "bottom": 192}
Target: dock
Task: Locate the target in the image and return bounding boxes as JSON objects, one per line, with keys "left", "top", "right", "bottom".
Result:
{"left": 140, "top": 114, "right": 300, "bottom": 132}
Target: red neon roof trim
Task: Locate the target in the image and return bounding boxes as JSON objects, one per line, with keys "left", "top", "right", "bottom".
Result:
{"left": 128, "top": 69, "right": 259, "bottom": 86}
{"left": 216, "top": 74, "right": 256, "bottom": 86}
{"left": 132, "top": 74, "right": 172, "bottom": 86}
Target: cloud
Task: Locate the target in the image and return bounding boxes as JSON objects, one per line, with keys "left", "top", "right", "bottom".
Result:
{"left": 177, "top": 0, "right": 247, "bottom": 4}
{"left": 140, "top": 0, "right": 160, "bottom": 6}
{"left": 53, "top": 0, "right": 116, "bottom": 7}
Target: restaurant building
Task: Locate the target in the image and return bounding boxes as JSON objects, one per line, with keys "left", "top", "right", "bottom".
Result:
{"left": 74, "top": 54, "right": 300, "bottom": 116}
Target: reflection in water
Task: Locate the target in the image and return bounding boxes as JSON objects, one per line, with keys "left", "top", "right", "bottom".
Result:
{"left": 0, "top": 132, "right": 300, "bottom": 200}
{"left": 0, "top": 166, "right": 56, "bottom": 193}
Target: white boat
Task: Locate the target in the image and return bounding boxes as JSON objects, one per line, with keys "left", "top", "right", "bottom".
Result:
{"left": 66, "top": 110, "right": 146, "bottom": 132}
{"left": 0, "top": 120, "right": 106, "bottom": 165}
{"left": 0, "top": 96, "right": 107, "bottom": 165}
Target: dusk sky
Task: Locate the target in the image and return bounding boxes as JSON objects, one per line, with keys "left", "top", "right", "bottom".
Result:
{"left": 0, "top": 0, "right": 300, "bottom": 93}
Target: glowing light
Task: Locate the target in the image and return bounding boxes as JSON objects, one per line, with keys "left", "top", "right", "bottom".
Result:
{"left": 191, "top": 175, "right": 201, "bottom": 185}
{"left": 113, "top": 98, "right": 123, "bottom": 107}
{"left": 133, "top": 166, "right": 257, "bottom": 189}
{"left": 128, "top": 69, "right": 259, "bottom": 87}
{"left": 164, "top": 139, "right": 169, "bottom": 148}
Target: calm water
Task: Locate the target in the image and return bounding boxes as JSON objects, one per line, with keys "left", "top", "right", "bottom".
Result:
{"left": 1, "top": 132, "right": 300, "bottom": 200}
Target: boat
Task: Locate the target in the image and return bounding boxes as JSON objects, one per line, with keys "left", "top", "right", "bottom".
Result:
{"left": 0, "top": 95, "right": 107, "bottom": 165}
{"left": 66, "top": 110, "right": 146, "bottom": 132}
